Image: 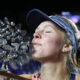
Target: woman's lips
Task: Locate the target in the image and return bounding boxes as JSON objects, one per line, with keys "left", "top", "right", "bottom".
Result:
{"left": 33, "top": 43, "right": 42, "bottom": 46}
{"left": 32, "top": 43, "right": 42, "bottom": 54}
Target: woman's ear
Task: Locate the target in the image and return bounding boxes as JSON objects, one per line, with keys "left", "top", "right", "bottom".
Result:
{"left": 62, "top": 43, "right": 72, "bottom": 54}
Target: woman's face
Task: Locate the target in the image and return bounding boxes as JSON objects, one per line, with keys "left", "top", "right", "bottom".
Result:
{"left": 32, "top": 21, "right": 65, "bottom": 62}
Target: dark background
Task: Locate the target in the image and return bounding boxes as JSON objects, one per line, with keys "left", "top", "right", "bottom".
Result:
{"left": 0, "top": 1, "right": 80, "bottom": 30}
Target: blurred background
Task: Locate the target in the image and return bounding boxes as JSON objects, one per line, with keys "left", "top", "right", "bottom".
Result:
{"left": 0, "top": 0, "right": 80, "bottom": 76}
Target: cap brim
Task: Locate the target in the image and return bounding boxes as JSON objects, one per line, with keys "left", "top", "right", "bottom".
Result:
{"left": 26, "top": 9, "right": 51, "bottom": 34}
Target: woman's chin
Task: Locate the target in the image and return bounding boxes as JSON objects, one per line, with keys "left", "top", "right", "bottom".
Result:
{"left": 32, "top": 56, "right": 41, "bottom": 62}
{"left": 32, "top": 49, "right": 41, "bottom": 58}
{"left": 32, "top": 53, "right": 39, "bottom": 59}
{"left": 32, "top": 53, "right": 42, "bottom": 61}
{"left": 31, "top": 55, "right": 45, "bottom": 63}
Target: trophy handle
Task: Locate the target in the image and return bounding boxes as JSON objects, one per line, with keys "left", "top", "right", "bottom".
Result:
{"left": 0, "top": 71, "right": 31, "bottom": 80}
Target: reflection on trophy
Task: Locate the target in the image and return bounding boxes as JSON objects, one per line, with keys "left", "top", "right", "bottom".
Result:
{"left": 0, "top": 17, "right": 35, "bottom": 80}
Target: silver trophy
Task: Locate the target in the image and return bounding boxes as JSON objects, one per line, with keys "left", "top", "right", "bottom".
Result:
{"left": 0, "top": 17, "right": 32, "bottom": 73}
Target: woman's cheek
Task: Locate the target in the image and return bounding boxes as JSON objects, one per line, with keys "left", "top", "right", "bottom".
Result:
{"left": 43, "top": 38, "right": 59, "bottom": 55}
{"left": 43, "top": 34, "right": 63, "bottom": 54}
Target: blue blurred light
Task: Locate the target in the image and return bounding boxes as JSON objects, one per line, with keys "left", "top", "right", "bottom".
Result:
{"left": 70, "top": 15, "right": 80, "bottom": 23}
{"left": 61, "top": 12, "right": 80, "bottom": 24}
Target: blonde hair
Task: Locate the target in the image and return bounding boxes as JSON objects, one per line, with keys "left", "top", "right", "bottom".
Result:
{"left": 61, "top": 16, "right": 80, "bottom": 75}
{"left": 56, "top": 16, "right": 80, "bottom": 80}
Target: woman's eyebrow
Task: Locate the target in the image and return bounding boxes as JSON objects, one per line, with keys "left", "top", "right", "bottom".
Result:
{"left": 35, "top": 24, "right": 56, "bottom": 32}
{"left": 44, "top": 25, "right": 57, "bottom": 31}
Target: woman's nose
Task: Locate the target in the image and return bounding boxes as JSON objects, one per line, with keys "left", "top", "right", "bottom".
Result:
{"left": 33, "top": 32, "right": 41, "bottom": 39}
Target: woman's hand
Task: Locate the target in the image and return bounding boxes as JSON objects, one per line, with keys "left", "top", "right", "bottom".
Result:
{"left": 0, "top": 75, "right": 8, "bottom": 80}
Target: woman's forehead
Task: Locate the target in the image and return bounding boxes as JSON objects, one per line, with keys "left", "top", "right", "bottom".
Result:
{"left": 36, "top": 20, "right": 64, "bottom": 32}
{"left": 36, "top": 21, "right": 57, "bottom": 30}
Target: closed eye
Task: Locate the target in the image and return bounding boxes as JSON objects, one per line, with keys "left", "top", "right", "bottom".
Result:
{"left": 45, "top": 31, "right": 52, "bottom": 33}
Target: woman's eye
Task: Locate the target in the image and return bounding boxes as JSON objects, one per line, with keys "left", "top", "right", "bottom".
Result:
{"left": 45, "top": 31, "right": 52, "bottom": 33}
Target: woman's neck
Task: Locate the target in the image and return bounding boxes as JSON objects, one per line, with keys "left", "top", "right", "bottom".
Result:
{"left": 40, "top": 56, "right": 70, "bottom": 80}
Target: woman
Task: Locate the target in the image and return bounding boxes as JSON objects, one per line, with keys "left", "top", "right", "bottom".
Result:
{"left": 20, "top": 9, "right": 80, "bottom": 80}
